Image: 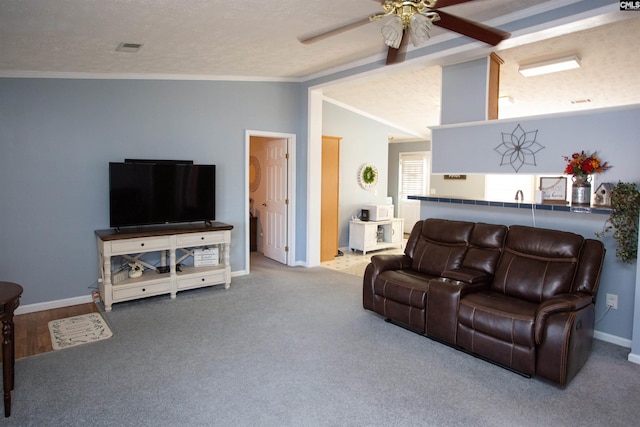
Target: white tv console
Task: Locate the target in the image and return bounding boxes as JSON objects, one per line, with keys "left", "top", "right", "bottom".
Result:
{"left": 349, "top": 218, "right": 404, "bottom": 256}
{"left": 96, "top": 222, "right": 232, "bottom": 311}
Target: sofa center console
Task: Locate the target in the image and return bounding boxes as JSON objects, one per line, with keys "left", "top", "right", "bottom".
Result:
{"left": 426, "top": 277, "right": 486, "bottom": 344}
{"left": 96, "top": 222, "right": 233, "bottom": 311}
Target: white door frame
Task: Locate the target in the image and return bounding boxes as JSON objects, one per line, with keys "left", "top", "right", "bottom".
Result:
{"left": 307, "top": 89, "right": 324, "bottom": 267}
{"left": 245, "top": 130, "right": 296, "bottom": 273}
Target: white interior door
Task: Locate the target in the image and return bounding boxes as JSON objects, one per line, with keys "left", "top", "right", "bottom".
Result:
{"left": 263, "top": 138, "right": 288, "bottom": 264}
{"left": 398, "top": 152, "right": 430, "bottom": 233}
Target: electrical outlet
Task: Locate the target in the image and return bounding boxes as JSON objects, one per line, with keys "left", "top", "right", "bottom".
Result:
{"left": 606, "top": 293, "right": 618, "bottom": 310}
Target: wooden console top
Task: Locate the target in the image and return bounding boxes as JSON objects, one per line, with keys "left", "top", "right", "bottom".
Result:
{"left": 95, "top": 222, "right": 233, "bottom": 241}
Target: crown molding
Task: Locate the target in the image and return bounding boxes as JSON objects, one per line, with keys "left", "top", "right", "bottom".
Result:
{"left": 0, "top": 70, "right": 302, "bottom": 83}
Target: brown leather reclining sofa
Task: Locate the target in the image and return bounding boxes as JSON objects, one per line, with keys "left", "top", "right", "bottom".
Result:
{"left": 363, "top": 218, "right": 605, "bottom": 386}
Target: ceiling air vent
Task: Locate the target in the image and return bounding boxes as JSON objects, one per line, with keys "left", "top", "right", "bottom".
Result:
{"left": 571, "top": 98, "right": 592, "bottom": 104}
{"left": 116, "top": 42, "right": 143, "bottom": 53}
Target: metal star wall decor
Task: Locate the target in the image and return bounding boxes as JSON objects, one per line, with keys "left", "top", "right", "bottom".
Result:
{"left": 494, "top": 124, "right": 545, "bottom": 172}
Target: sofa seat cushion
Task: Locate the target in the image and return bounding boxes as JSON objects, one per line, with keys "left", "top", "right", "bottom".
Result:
{"left": 374, "top": 270, "right": 436, "bottom": 308}
{"left": 458, "top": 290, "right": 537, "bottom": 347}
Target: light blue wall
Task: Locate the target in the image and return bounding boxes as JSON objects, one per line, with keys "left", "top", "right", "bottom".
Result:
{"left": 432, "top": 105, "right": 640, "bottom": 178}
{"left": 0, "top": 78, "right": 303, "bottom": 305}
{"left": 322, "top": 102, "right": 407, "bottom": 248}
{"left": 441, "top": 57, "right": 489, "bottom": 125}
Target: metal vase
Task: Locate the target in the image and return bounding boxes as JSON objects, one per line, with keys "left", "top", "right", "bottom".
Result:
{"left": 571, "top": 175, "right": 592, "bottom": 207}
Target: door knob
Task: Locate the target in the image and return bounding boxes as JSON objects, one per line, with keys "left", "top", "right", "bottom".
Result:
{"left": 262, "top": 203, "right": 267, "bottom": 207}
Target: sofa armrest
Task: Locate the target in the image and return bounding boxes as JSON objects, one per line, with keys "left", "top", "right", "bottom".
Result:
{"left": 534, "top": 293, "right": 593, "bottom": 344}
{"left": 441, "top": 267, "right": 491, "bottom": 284}
{"left": 369, "top": 254, "right": 413, "bottom": 273}
{"left": 363, "top": 254, "right": 412, "bottom": 310}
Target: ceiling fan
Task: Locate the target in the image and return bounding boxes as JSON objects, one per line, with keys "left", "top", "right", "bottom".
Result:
{"left": 299, "top": 0, "right": 510, "bottom": 65}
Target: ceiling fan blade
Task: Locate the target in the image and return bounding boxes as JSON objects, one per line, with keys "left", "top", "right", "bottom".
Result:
{"left": 434, "top": 10, "right": 510, "bottom": 46}
{"left": 385, "top": 30, "right": 409, "bottom": 65}
{"left": 433, "top": 0, "right": 475, "bottom": 8}
{"left": 299, "top": 15, "right": 379, "bottom": 45}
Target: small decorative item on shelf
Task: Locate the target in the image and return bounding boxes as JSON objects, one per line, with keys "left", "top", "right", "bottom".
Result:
{"left": 128, "top": 262, "right": 144, "bottom": 278}
{"left": 539, "top": 176, "right": 567, "bottom": 204}
{"left": 563, "top": 150, "right": 611, "bottom": 207}
{"left": 594, "top": 183, "right": 614, "bottom": 207}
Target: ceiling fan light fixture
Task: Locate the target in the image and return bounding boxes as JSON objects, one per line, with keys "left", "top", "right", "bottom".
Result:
{"left": 518, "top": 55, "right": 581, "bottom": 77}
{"left": 409, "top": 13, "right": 434, "bottom": 46}
{"left": 381, "top": 16, "right": 403, "bottom": 49}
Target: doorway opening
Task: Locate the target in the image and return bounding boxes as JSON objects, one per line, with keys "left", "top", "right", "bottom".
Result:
{"left": 246, "top": 130, "right": 296, "bottom": 273}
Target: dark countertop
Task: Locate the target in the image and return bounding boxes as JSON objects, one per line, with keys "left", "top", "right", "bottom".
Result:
{"left": 408, "top": 195, "right": 611, "bottom": 215}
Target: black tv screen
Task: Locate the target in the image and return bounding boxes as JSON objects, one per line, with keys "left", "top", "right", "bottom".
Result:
{"left": 109, "top": 162, "right": 215, "bottom": 228}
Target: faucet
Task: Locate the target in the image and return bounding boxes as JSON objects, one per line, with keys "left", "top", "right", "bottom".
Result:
{"left": 515, "top": 190, "right": 524, "bottom": 202}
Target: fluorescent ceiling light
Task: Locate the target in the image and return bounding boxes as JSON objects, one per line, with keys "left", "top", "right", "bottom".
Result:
{"left": 518, "top": 55, "right": 580, "bottom": 77}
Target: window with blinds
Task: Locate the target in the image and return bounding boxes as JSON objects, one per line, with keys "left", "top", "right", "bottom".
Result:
{"left": 399, "top": 152, "right": 430, "bottom": 199}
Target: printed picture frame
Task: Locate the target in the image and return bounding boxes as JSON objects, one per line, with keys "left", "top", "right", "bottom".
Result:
{"left": 540, "top": 177, "right": 568, "bottom": 204}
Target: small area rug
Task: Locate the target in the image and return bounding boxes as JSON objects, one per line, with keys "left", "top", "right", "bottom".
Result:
{"left": 48, "top": 312, "right": 113, "bottom": 350}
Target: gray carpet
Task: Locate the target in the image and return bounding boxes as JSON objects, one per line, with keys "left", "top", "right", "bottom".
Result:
{"left": 9, "top": 254, "right": 640, "bottom": 426}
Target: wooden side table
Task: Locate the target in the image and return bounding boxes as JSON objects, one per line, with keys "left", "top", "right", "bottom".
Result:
{"left": 0, "top": 282, "right": 23, "bottom": 417}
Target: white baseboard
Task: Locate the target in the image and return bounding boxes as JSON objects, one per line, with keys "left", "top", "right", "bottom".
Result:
{"left": 15, "top": 294, "right": 94, "bottom": 315}
{"left": 18, "top": 271, "right": 249, "bottom": 314}
{"left": 594, "top": 330, "right": 632, "bottom": 348}
{"left": 231, "top": 270, "right": 248, "bottom": 277}
{"left": 628, "top": 352, "right": 640, "bottom": 364}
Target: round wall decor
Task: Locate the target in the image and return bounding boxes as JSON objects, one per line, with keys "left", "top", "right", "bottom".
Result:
{"left": 249, "top": 155, "right": 261, "bottom": 192}
{"left": 358, "top": 163, "right": 378, "bottom": 190}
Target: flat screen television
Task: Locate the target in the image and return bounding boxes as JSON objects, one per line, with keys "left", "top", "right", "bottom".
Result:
{"left": 109, "top": 161, "right": 215, "bottom": 228}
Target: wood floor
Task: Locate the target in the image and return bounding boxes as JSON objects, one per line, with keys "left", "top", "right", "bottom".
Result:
{"left": 11, "top": 303, "right": 99, "bottom": 360}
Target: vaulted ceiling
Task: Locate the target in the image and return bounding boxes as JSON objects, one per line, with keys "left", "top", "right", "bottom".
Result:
{"left": 1, "top": 1, "right": 637, "bottom": 139}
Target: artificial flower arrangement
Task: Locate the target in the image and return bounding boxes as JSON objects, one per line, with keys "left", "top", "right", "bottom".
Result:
{"left": 563, "top": 151, "right": 611, "bottom": 177}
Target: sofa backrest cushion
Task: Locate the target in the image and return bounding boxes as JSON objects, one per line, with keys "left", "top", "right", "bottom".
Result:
{"left": 572, "top": 238, "right": 605, "bottom": 296}
{"left": 404, "top": 220, "right": 424, "bottom": 259}
{"left": 409, "top": 219, "right": 474, "bottom": 276}
{"left": 461, "top": 223, "right": 508, "bottom": 275}
{"left": 492, "top": 225, "right": 584, "bottom": 303}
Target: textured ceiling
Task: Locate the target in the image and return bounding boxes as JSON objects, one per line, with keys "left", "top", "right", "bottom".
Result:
{"left": 325, "top": 14, "right": 640, "bottom": 140}
{"left": 1, "top": 0, "right": 637, "bottom": 140}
